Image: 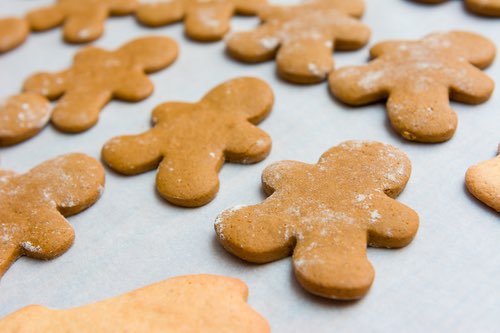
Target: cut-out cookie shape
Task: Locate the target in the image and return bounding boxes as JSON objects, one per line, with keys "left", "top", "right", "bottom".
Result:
{"left": 226, "top": 0, "right": 370, "bottom": 84}
{"left": 329, "top": 31, "right": 496, "bottom": 143}
{"left": 26, "top": 0, "right": 137, "bottom": 43}
{"left": 215, "top": 141, "right": 419, "bottom": 300}
{"left": 0, "top": 274, "right": 270, "bottom": 332}
{"left": 136, "top": 0, "right": 268, "bottom": 41}
{"left": 0, "top": 153, "right": 105, "bottom": 278}
{"left": 466, "top": 145, "right": 500, "bottom": 212}
{"left": 0, "top": 17, "right": 30, "bottom": 54}
{"left": 22, "top": 36, "right": 178, "bottom": 133}
{"left": 0, "top": 93, "right": 52, "bottom": 146}
{"left": 102, "top": 77, "right": 273, "bottom": 207}
{"left": 414, "top": 0, "right": 500, "bottom": 17}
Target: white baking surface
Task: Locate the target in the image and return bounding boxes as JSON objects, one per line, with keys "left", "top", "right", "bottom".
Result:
{"left": 0, "top": 0, "right": 499, "bottom": 331}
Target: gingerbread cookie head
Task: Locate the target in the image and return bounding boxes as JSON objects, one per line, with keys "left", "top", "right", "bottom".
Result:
{"left": 135, "top": 0, "right": 268, "bottom": 41}
{"left": 0, "top": 94, "right": 52, "bottom": 147}
{"left": 226, "top": 0, "right": 370, "bottom": 84}
{"left": 102, "top": 77, "right": 273, "bottom": 207}
{"left": 22, "top": 36, "right": 178, "bottom": 133}
{"left": 215, "top": 141, "right": 419, "bottom": 300}
{"left": 0, "top": 274, "right": 270, "bottom": 332}
{"left": 466, "top": 145, "right": 500, "bottom": 212}
{"left": 0, "top": 17, "right": 30, "bottom": 54}
{"left": 329, "top": 31, "right": 496, "bottom": 143}
{"left": 26, "top": 0, "right": 137, "bottom": 43}
{"left": 0, "top": 153, "right": 105, "bottom": 278}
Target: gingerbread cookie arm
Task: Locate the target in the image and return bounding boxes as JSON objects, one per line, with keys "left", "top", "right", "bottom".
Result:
{"left": 442, "top": 31, "right": 496, "bottom": 69}
{"left": 292, "top": 228, "right": 374, "bottom": 300}
{"left": 156, "top": 149, "right": 224, "bottom": 207}
{"left": 118, "top": 36, "right": 179, "bottom": 73}
{"left": 0, "top": 18, "right": 30, "bottom": 54}
{"left": 24, "top": 71, "right": 69, "bottom": 100}
{"left": 331, "top": 17, "right": 371, "bottom": 50}
{"left": 26, "top": 5, "right": 64, "bottom": 32}
{"left": 108, "top": 0, "right": 138, "bottom": 15}
{"left": 102, "top": 129, "right": 163, "bottom": 175}
{"left": 135, "top": 1, "right": 184, "bottom": 27}
{"left": 386, "top": 86, "right": 458, "bottom": 142}
{"left": 216, "top": 199, "right": 298, "bottom": 263}
{"left": 448, "top": 62, "right": 495, "bottom": 104}
{"left": 184, "top": 2, "right": 234, "bottom": 41}
{"left": 224, "top": 124, "right": 271, "bottom": 164}
{"left": 367, "top": 195, "right": 419, "bottom": 248}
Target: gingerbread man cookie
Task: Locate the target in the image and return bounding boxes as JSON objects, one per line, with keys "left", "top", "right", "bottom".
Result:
{"left": 136, "top": 0, "right": 268, "bottom": 41}
{"left": 329, "top": 31, "right": 496, "bottom": 143}
{"left": 414, "top": 0, "right": 500, "bottom": 17}
{"left": 22, "top": 36, "right": 178, "bottom": 133}
{"left": 215, "top": 141, "right": 419, "bottom": 300}
{"left": 0, "top": 275, "right": 270, "bottom": 332}
{"left": 226, "top": 0, "right": 370, "bottom": 84}
{"left": 0, "top": 153, "right": 105, "bottom": 278}
{"left": 26, "top": 0, "right": 137, "bottom": 43}
{"left": 0, "top": 94, "right": 52, "bottom": 146}
{"left": 466, "top": 145, "right": 500, "bottom": 212}
{"left": 102, "top": 77, "right": 273, "bottom": 207}
{"left": 0, "top": 17, "right": 29, "bottom": 54}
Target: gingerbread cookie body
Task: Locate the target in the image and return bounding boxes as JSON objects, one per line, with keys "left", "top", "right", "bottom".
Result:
{"left": 102, "top": 77, "right": 273, "bottom": 207}
{"left": 215, "top": 141, "right": 419, "bottom": 300}
{"left": 0, "top": 17, "right": 29, "bottom": 54}
{"left": 0, "top": 153, "right": 105, "bottom": 278}
{"left": 0, "top": 275, "right": 270, "bottom": 332}
{"left": 22, "top": 36, "right": 178, "bottom": 133}
{"left": 0, "top": 94, "right": 52, "bottom": 146}
{"left": 414, "top": 0, "right": 500, "bottom": 17}
{"left": 466, "top": 146, "right": 500, "bottom": 212}
{"left": 226, "top": 0, "right": 370, "bottom": 84}
{"left": 136, "top": 0, "right": 268, "bottom": 41}
{"left": 26, "top": 0, "right": 137, "bottom": 43}
{"left": 329, "top": 31, "right": 496, "bottom": 142}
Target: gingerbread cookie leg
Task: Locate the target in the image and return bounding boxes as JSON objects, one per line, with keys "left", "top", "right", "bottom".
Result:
{"left": 0, "top": 18, "right": 30, "bottom": 54}
{"left": 51, "top": 87, "right": 112, "bottom": 132}
{"left": 135, "top": 1, "right": 184, "bottom": 27}
{"left": 63, "top": 6, "right": 108, "bottom": 43}
{"left": 26, "top": 5, "right": 65, "bottom": 32}
{"left": 449, "top": 62, "right": 495, "bottom": 104}
{"left": 224, "top": 122, "right": 271, "bottom": 163}
{"left": 234, "top": 0, "right": 268, "bottom": 15}
{"left": 387, "top": 86, "right": 458, "bottom": 142}
{"left": 185, "top": 2, "right": 234, "bottom": 41}
{"left": 157, "top": 149, "right": 224, "bottom": 207}
{"left": 293, "top": 227, "right": 375, "bottom": 300}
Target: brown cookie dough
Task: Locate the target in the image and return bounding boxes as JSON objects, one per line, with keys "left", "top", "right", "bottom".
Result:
{"left": 23, "top": 36, "right": 178, "bottom": 133}
{"left": 226, "top": 0, "right": 370, "bottom": 84}
{"left": 0, "top": 275, "right": 270, "bottom": 333}
{"left": 26, "top": 0, "right": 137, "bottom": 43}
{"left": 215, "top": 141, "right": 419, "bottom": 300}
{"left": 0, "top": 93, "right": 52, "bottom": 146}
{"left": 136, "top": 0, "right": 268, "bottom": 41}
{"left": 329, "top": 31, "right": 496, "bottom": 143}
{"left": 466, "top": 145, "right": 500, "bottom": 212}
{"left": 0, "top": 153, "right": 105, "bottom": 278}
{"left": 102, "top": 77, "right": 273, "bottom": 207}
{"left": 0, "top": 17, "right": 29, "bottom": 54}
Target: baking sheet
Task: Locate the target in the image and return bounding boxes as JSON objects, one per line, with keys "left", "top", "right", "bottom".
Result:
{"left": 0, "top": 0, "right": 499, "bottom": 331}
